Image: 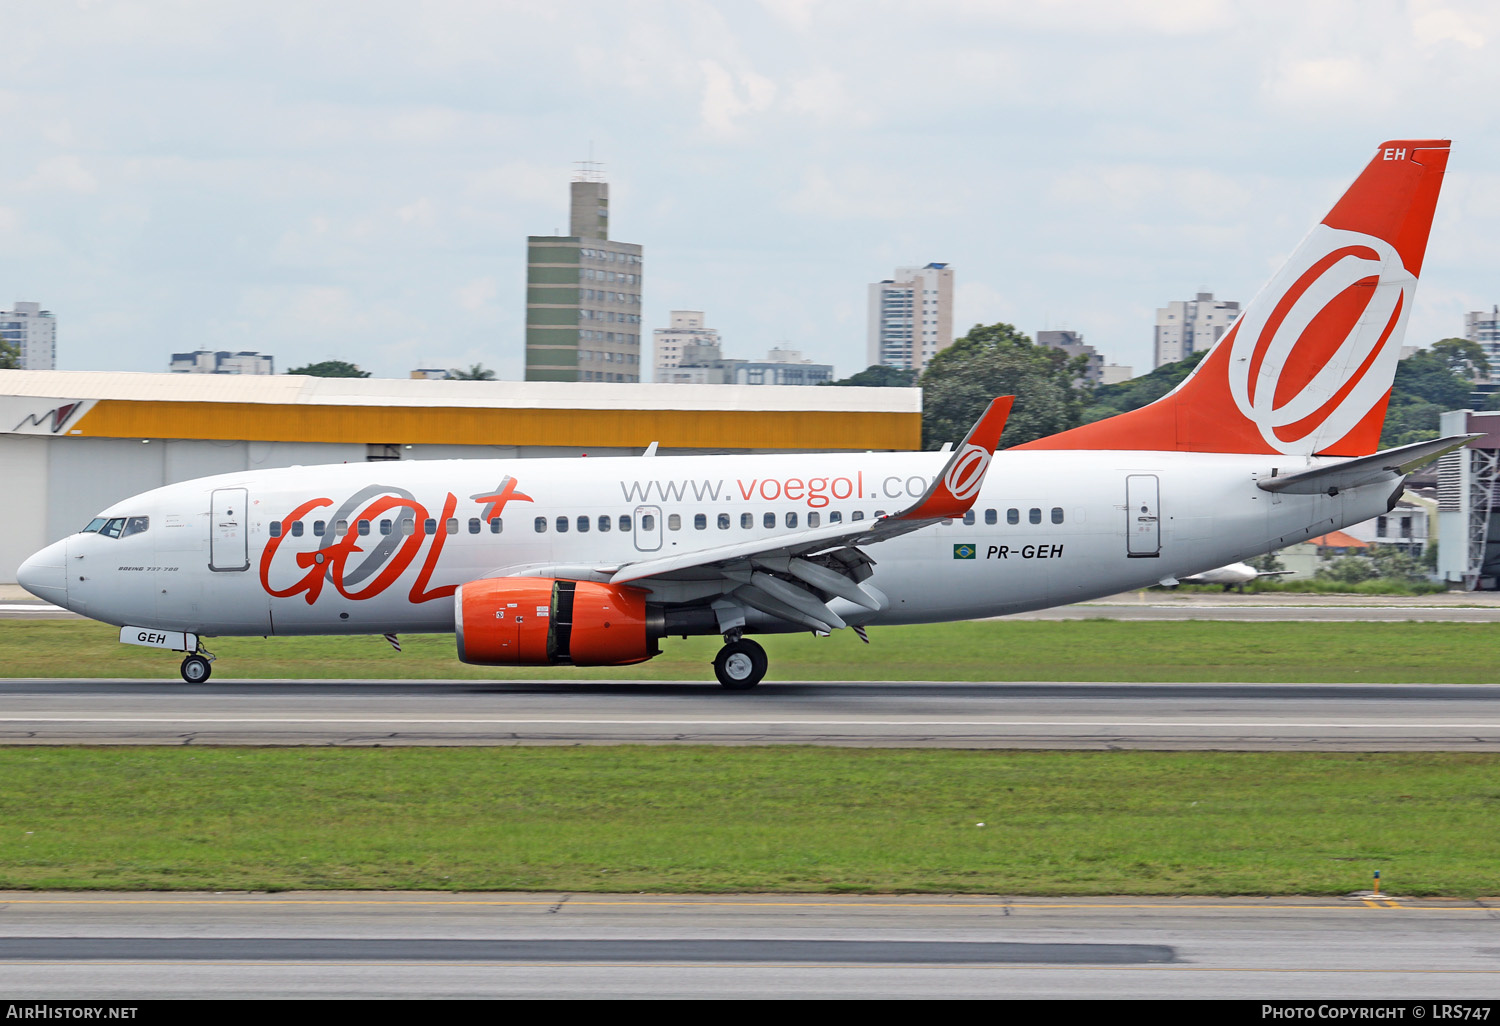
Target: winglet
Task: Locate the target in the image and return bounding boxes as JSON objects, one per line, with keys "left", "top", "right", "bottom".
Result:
{"left": 895, "top": 396, "right": 1013, "bottom": 521}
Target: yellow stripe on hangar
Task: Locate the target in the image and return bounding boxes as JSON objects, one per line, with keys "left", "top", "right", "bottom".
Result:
{"left": 67, "top": 400, "right": 922, "bottom": 451}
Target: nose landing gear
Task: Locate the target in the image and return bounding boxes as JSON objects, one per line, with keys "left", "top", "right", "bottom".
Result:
{"left": 713, "top": 635, "right": 767, "bottom": 690}
{"left": 180, "top": 644, "right": 216, "bottom": 684}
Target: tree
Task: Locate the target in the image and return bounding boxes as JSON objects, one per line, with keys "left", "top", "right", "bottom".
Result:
{"left": 1430, "top": 337, "right": 1491, "bottom": 381}
{"left": 287, "top": 360, "right": 371, "bottom": 378}
{"left": 821, "top": 365, "right": 917, "bottom": 388}
{"left": 918, "top": 323, "right": 1088, "bottom": 449}
{"left": 1078, "top": 350, "right": 1207, "bottom": 424}
{"left": 1379, "top": 347, "right": 1476, "bottom": 447}
{"left": 1246, "top": 551, "right": 1284, "bottom": 574}
{"left": 1367, "top": 544, "right": 1428, "bottom": 583}
{"left": 448, "top": 363, "right": 497, "bottom": 381}
{"left": 0, "top": 336, "right": 18, "bottom": 370}
{"left": 1316, "top": 555, "right": 1378, "bottom": 585}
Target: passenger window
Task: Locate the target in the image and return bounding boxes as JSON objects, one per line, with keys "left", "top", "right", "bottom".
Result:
{"left": 852, "top": 511, "right": 864, "bottom": 521}
{"left": 357, "top": 519, "right": 370, "bottom": 536}
{"left": 829, "top": 511, "right": 842, "bottom": 524}
{"left": 291, "top": 521, "right": 304, "bottom": 537}
{"left": 597, "top": 516, "right": 610, "bottom": 533}
{"left": 424, "top": 519, "right": 436, "bottom": 535}
{"left": 808, "top": 512, "right": 820, "bottom": 528}
{"left": 1051, "top": 507, "right": 1064, "bottom": 524}
{"left": 741, "top": 513, "right": 753, "bottom": 529}
{"left": 962, "top": 511, "right": 975, "bottom": 526}
{"left": 380, "top": 519, "right": 393, "bottom": 536}
{"left": 668, "top": 513, "right": 681, "bottom": 531}
{"left": 985, "top": 509, "right": 997, "bottom": 525}
{"left": 694, "top": 514, "right": 707, "bottom": 530}
{"left": 718, "top": 513, "right": 731, "bottom": 529}
{"left": 763, "top": 512, "right": 775, "bottom": 529}
{"left": 1029, "top": 508, "right": 1042, "bottom": 524}
{"left": 786, "top": 512, "right": 798, "bottom": 528}
{"left": 577, "top": 515, "right": 589, "bottom": 533}
{"left": 122, "top": 516, "right": 149, "bottom": 538}
{"left": 556, "top": 516, "right": 569, "bottom": 534}
{"left": 534, "top": 517, "right": 547, "bottom": 533}
{"left": 619, "top": 515, "right": 631, "bottom": 532}
{"left": 401, "top": 518, "right": 415, "bottom": 536}
{"left": 269, "top": 521, "right": 282, "bottom": 538}
{"left": 468, "top": 518, "right": 481, "bottom": 534}
{"left": 314, "top": 520, "right": 326, "bottom": 537}
{"left": 874, "top": 510, "right": 886, "bottom": 518}
{"left": 335, "top": 520, "right": 349, "bottom": 536}
{"left": 639, "top": 514, "right": 653, "bottom": 531}
{"left": 1007, "top": 509, "right": 1019, "bottom": 525}
{"left": 490, "top": 518, "right": 503, "bottom": 534}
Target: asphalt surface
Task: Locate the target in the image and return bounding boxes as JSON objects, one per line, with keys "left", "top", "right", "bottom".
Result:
{"left": 7, "top": 591, "right": 1500, "bottom": 622}
{"left": 3, "top": 892, "right": 1497, "bottom": 999}
{"left": 4, "top": 678, "right": 1500, "bottom": 749}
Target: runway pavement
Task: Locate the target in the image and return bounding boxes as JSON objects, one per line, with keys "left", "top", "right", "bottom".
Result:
{"left": 4, "top": 678, "right": 1500, "bottom": 749}
{"left": 3, "top": 891, "right": 1497, "bottom": 999}
{"left": 7, "top": 591, "right": 1500, "bottom": 621}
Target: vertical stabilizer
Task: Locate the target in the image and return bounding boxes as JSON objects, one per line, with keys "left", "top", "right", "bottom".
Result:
{"left": 1019, "top": 140, "right": 1450, "bottom": 456}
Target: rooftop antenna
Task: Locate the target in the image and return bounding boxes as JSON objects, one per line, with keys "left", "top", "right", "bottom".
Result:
{"left": 574, "top": 141, "right": 605, "bottom": 183}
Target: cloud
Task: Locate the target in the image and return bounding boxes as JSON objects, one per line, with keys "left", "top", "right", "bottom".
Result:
{"left": 698, "top": 59, "right": 777, "bottom": 136}
{"left": 455, "top": 276, "right": 497, "bottom": 313}
{"left": 23, "top": 155, "right": 99, "bottom": 194}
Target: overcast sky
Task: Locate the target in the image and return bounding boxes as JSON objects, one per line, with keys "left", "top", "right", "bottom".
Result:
{"left": 3, "top": 0, "right": 1498, "bottom": 381}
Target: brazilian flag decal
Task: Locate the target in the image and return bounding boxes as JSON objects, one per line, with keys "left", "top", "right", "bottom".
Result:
{"left": 953, "top": 544, "right": 976, "bottom": 560}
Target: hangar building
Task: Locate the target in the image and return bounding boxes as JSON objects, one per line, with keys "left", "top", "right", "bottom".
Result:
{"left": 0, "top": 370, "right": 920, "bottom": 586}
{"left": 1437, "top": 409, "right": 1500, "bottom": 590}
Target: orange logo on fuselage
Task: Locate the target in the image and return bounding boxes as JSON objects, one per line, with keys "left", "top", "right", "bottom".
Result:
{"left": 258, "top": 480, "right": 532, "bottom": 606}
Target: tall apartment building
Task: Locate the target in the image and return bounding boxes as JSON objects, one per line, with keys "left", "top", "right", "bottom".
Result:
{"left": 525, "top": 170, "right": 643, "bottom": 382}
{"left": 1466, "top": 306, "right": 1500, "bottom": 376}
{"left": 867, "top": 263, "right": 954, "bottom": 373}
{"left": 1154, "top": 291, "right": 1240, "bottom": 368}
{"left": 169, "top": 349, "right": 274, "bottom": 374}
{"left": 653, "top": 310, "right": 720, "bottom": 381}
{"left": 1, "top": 302, "right": 56, "bottom": 370}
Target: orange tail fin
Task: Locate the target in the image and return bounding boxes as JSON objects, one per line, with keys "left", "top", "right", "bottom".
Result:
{"left": 1019, "top": 140, "right": 1450, "bottom": 457}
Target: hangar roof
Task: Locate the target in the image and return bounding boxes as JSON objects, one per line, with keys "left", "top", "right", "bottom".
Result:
{"left": 0, "top": 371, "right": 921, "bottom": 451}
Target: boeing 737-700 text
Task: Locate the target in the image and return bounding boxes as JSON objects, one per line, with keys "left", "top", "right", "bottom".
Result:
{"left": 17, "top": 139, "right": 1476, "bottom": 688}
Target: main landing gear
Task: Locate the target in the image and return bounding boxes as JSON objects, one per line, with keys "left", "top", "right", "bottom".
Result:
{"left": 180, "top": 644, "right": 216, "bottom": 684}
{"left": 713, "top": 635, "right": 767, "bottom": 690}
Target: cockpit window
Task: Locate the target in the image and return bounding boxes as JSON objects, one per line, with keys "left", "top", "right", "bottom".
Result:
{"left": 81, "top": 518, "right": 107, "bottom": 534}
{"left": 99, "top": 518, "right": 126, "bottom": 539}
{"left": 121, "top": 516, "right": 149, "bottom": 538}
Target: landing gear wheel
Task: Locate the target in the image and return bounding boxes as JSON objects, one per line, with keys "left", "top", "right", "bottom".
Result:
{"left": 180, "top": 654, "right": 212, "bottom": 684}
{"left": 714, "top": 638, "right": 767, "bottom": 690}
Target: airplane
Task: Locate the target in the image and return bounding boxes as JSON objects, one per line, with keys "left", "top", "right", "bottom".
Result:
{"left": 16, "top": 139, "right": 1478, "bottom": 689}
{"left": 1172, "top": 562, "right": 1295, "bottom": 591}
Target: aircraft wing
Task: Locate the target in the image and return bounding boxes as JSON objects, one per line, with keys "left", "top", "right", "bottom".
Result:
{"left": 1257, "top": 434, "right": 1479, "bottom": 495}
{"left": 505, "top": 397, "right": 1013, "bottom": 634}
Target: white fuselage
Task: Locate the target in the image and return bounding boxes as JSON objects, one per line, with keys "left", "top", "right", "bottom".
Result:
{"left": 23, "top": 448, "right": 1389, "bottom": 638}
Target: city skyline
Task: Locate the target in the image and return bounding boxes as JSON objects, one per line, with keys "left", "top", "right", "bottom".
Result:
{"left": 3, "top": 2, "right": 1499, "bottom": 382}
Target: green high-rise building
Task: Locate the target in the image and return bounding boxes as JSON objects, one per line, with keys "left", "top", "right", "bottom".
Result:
{"left": 525, "top": 175, "right": 643, "bottom": 382}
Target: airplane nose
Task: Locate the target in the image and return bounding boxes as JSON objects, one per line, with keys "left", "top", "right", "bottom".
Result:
{"left": 17, "top": 540, "right": 68, "bottom": 607}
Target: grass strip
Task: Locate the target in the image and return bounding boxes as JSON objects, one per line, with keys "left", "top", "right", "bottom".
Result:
{"left": 2, "top": 619, "right": 1496, "bottom": 683}
{"left": 0, "top": 747, "right": 1496, "bottom": 895}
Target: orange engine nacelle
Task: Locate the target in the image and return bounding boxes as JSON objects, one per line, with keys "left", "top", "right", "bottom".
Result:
{"left": 455, "top": 578, "right": 658, "bottom": 667}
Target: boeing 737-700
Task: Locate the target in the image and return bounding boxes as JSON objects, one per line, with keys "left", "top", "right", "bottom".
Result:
{"left": 16, "top": 139, "right": 1475, "bottom": 688}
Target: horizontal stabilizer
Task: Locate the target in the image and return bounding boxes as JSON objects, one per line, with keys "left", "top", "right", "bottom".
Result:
{"left": 1257, "top": 434, "right": 1478, "bottom": 494}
